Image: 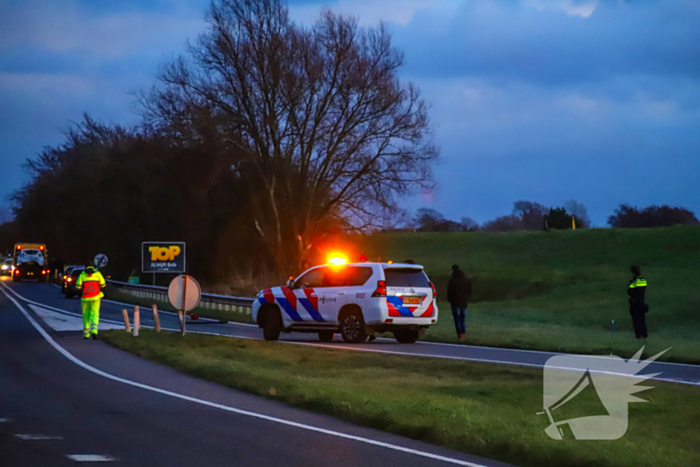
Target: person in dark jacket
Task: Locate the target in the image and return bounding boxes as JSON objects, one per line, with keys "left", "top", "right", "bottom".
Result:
{"left": 627, "top": 265, "right": 648, "bottom": 339}
{"left": 447, "top": 264, "right": 472, "bottom": 340}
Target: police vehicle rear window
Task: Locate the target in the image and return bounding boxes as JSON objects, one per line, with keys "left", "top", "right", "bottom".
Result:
{"left": 384, "top": 268, "right": 430, "bottom": 287}
{"left": 71, "top": 269, "right": 85, "bottom": 277}
{"left": 347, "top": 267, "right": 373, "bottom": 286}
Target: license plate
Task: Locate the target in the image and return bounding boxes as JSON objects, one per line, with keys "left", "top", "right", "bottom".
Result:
{"left": 403, "top": 297, "right": 420, "bottom": 304}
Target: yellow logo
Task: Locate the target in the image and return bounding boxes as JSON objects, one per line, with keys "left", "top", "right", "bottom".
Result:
{"left": 149, "top": 246, "right": 181, "bottom": 261}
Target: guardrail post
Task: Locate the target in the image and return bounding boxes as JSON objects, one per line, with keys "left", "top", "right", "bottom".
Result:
{"left": 133, "top": 306, "right": 140, "bottom": 337}
{"left": 122, "top": 309, "right": 131, "bottom": 332}
{"left": 152, "top": 304, "right": 161, "bottom": 333}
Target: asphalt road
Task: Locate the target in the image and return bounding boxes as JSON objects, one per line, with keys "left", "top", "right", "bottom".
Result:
{"left": 0, "top": 279, "right": 511, "bottom": 467}
{"left": 3, "top": 279, "right": 700, "bottom": 387}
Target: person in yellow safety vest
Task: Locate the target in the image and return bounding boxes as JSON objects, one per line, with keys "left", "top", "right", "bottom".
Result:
{"left": 627, "top": 265, "right": 648, "bottom": 339}
{"left": 76, "top": 266, "right": 106, "bottom": 340}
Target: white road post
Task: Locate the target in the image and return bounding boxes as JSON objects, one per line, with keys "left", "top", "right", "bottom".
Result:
{"left": 122, "top": 309, "right": 131, "bottom": 332}
{"left": 152, "top": 304, "right": 161, "bottom": 333}
{"left": 133, "top": 306, "right": 140, "bottom": 337}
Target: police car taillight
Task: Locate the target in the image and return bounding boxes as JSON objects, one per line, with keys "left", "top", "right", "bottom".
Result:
{"left": 429, "top": 281, "right": 437, "bottom": 299}
{"left": 372, "top": 280, "right": 387, "bottom": 297}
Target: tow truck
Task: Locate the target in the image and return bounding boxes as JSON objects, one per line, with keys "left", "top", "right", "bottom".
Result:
{"left": 12, "top": 243, "right": 50, "bottom": 282}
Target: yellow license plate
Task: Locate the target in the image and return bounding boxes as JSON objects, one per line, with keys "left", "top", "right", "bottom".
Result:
{"left": 403, "top": 297, "right": 420, "bottom": 304}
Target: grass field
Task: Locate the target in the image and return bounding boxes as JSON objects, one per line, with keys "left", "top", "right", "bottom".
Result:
{"left": 102, "top": 330, "right": 700, "bottom": 467}
{"left": 353, "top": 225, "right": 700, "bottom": 363}
{"left": 105, "top": 226, "right": 700, "bottom": 363}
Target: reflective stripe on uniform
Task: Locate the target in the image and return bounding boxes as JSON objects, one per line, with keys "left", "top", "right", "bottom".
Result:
{"left": 629, "top": 278, "right": 648, "bottom": 288}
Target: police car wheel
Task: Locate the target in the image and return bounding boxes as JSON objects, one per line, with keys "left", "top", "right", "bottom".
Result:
{"left": 340, "top": 312, "right": 366, "bottom": 343}
{"left": 394, "top": 329, "right": 419, "bottom": 344}
{"left": 318, "top": 331, "right": 334, "bottom": 342}
{"left": 262, "top": 310, "right": 282, "bottom": 341}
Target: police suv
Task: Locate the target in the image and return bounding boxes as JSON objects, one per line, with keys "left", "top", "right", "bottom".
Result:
{"left": 253, "top": 261, "right": 438, "bottom": 344}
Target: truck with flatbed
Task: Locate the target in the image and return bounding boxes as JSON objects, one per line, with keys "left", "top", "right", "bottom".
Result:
{"left": 12, "top": 243, "right": 50, "bottom": 282}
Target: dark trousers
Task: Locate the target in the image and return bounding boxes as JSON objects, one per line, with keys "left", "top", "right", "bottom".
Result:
{"left": 451, "top": 305, "right": 467, "bottom": 335}
{"left": 630, "top": 303, "right": 648, "bottom": 338}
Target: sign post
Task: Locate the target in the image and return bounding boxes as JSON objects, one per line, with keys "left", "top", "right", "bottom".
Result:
{"left": 168, "top": 275, "right": 201, "bottom": 337}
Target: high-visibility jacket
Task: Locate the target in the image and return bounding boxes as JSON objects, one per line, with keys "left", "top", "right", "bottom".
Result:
{"left": 627, "top": 275, "right": 647, "bottom": 302}
{"left": 76, "top": 270, "right": 106, "bottom": 301}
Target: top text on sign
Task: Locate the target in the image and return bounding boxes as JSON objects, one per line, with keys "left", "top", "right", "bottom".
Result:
{"left": 149, "top": 246, "right": 181, "bottom": 262}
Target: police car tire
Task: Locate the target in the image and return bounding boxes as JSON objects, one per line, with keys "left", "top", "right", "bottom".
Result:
{"left": 340, "top": 311, "right": 366, "bottom": 343}
{"left": 318, "top": 331, "right": 334, "bottom": 342}
{"left": 262, "top": 310, "right": 282, "bottom": 341}
{"left": 394, "top": 329, "right": 419, "bottom": 344}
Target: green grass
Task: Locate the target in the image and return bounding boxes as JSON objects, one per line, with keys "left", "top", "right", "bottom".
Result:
{"left": 353, "top": 226, "right": 700, "bottom": 363}
{"left": 102, "top": 329, "right": 700, "bottom": 467}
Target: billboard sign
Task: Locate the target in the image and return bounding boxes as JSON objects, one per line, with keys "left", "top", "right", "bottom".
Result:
{"left": 142, "top": 242, "right": 186, "bottom": 273}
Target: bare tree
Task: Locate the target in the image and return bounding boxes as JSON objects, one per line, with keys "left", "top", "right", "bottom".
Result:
{"left": 414, "top": 208, "right": 444, "bottom": 231}
{"left": 564, "top": 200, "right": 591, "bottom": 228}
{"left": 460, "top": 216, "right": 479, "bottom": 231}
{"left": 143, "top": 0, "right": 438, "bottom": 272}
{"left": 512, "top": 201, "right": 548, "bottom": 230}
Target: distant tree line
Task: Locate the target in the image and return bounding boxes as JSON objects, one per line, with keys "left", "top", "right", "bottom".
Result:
{"left": 412, "top": 201, "right": 697, "bottom": 233}
{"left": 607, "top": 205, "right": 698, "bottom": 228}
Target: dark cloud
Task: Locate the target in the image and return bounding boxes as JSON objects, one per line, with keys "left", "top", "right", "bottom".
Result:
{"left": 393, "top": 1, "right": 700, "bottom": 86}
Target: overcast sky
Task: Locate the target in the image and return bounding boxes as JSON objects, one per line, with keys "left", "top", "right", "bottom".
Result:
{"left": 1, "top": 0, "right": 699, "bottom": 226}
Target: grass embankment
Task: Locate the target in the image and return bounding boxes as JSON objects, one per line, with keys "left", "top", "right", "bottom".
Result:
{"left": 102, "top": 330, "right": 700, "bottom": 467}
{"left": 354, "top": 225, "right": 700, "bottom": 363}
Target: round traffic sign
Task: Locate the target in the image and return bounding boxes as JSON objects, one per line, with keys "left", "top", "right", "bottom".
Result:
{"left": 94, "top": 253, "right": 109, "bottom": 268}
{"left": 168, "top": 275, "right": 201, "bottom": 312}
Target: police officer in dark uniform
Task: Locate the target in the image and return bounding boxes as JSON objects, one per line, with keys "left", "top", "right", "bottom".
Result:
{"left": 627, "top": 265, "right": 648, "bottom": 339}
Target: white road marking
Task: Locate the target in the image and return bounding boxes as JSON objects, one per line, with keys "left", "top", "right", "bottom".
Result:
{"left": 15, "top": 434, "right": 63, "bottom": 440}
{"left": 3, "top": 283, "right": 698, "bottom": 386}
{"left": 66, "top": 454, "right": 116, "bottom": 462}
{"left": 0, "top": 418, "right": 11, "bottom": 422}
{"left": 0, "top": 285, "right": 490, "bottom": 467}
{"left": 29, "top": 304, "right": 123, "bottom": 332}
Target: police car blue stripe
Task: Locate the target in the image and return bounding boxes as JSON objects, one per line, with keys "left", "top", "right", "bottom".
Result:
{"left": 298, "top": 298, "right": 324, "bottom": 322}
{"left": 276, "top": 297, "right": 303, "bottom": 321}
{"left": 387, "top": 297, "right": 415, "bottom": 317}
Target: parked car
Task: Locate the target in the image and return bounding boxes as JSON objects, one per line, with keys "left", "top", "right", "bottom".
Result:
{"left": 1, "top": 258, "right": 13, "bottom": 276}
{"left": 253, "top": 260, "right": 438, "bottom": 343}
{"left": 61, "top": 265, "right": 81, "bottom": 293}
{"left": 64, "top": 267, "right": 86, "bottom": 298}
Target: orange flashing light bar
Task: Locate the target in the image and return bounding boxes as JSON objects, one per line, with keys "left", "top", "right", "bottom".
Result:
{"left": 328, "top": 257, "right": 347, "bottom": 265}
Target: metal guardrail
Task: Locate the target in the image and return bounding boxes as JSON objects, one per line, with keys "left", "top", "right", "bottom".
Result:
{"left": 106, "top": 279, "right": 255, "bottom": 312}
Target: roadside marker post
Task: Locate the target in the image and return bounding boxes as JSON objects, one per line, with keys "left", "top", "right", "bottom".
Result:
{"left": 133, "top": 306, "right": 140, "bottom": 337}
{"left": 181, "top": 278, "right": 187, "bottom": 337}
{"left": 152, "top": 305, "right": 161, "bottom": 333}
{"left": 122, "top": 309, "right": 131, "bottom": 332}
{"left": 611, "top": 320, "right": 615, "bottom": 336}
